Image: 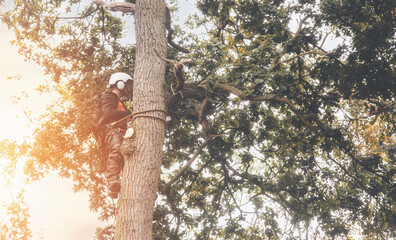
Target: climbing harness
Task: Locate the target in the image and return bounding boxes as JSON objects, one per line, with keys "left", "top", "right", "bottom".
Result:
{"left": 92, "top": 109, "right": 167, "bottom": 172}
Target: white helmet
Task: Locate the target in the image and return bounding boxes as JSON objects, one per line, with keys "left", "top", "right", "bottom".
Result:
{"left": 109, "top": 72, "right": 133, "bottom": 90}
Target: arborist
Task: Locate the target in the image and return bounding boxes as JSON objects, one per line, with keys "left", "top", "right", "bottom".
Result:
{"left": 93, "top": 72, "right": 133, "bottom": 199}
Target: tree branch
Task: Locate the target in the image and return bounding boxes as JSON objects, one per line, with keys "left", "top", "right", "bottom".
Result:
{"left": 165, "top": 6, "right": 189, "bottom": 53}
{"left": 164, "top": 135, "right": 220, "bottom": 190}
{"left": 58, "top": 4, "right": 98, "bottom": 20}
{"left": 269, "top": 14, "right": 323, "bottom": 71}
{"left": 165, "top": 84, "right": 207, "bottom": 109}
{"left": 269, "top": 50, "right": 329, "bottom": 71}
{"left": 214, "top": 83, "right": 324, "bottom": 136}
{"left": 291, "top": 14, "right": 312, "bottom": 39}
{"left": 223, "top": 160, "right": 293, "bottom": 215}
{"left": 92, "top": 0, "right": 135, "bottom": 14}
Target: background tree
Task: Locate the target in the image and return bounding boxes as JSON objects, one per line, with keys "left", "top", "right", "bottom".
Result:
{"left": 1, "top": 0, "right": 395, "bottom": 239}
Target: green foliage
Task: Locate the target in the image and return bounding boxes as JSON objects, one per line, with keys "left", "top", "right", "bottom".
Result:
{"left": 1, "top": 0, "right": 395, "bottom": 239}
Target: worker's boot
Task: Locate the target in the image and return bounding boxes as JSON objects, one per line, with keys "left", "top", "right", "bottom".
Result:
{"left": 108, "top": 180, "right": 121, "bottom": 199}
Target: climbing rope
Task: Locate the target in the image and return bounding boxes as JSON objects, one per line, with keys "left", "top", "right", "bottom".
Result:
{"left": 108, "top": 109, "right": 168, "bottom": 126}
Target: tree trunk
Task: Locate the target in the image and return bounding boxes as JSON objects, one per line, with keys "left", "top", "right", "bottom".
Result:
{"left": 116, "top": 0, "right": 167, "bottom": 239}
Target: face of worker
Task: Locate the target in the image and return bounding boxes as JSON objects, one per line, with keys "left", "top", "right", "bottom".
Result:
{"left": 123, "top": 80, "right": 133, "bottom": 99}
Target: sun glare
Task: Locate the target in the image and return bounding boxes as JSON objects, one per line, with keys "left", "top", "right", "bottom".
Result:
{"left": 0, "top": 113, "right": 30, "bottom": 142}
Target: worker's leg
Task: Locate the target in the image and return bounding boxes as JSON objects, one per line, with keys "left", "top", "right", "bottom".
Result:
{"left": 104, "top": 127, "right": 125, "bottom": 198}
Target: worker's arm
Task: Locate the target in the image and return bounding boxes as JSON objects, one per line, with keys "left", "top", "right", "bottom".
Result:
{"left": 100, "top": 92, "right": 131, "bottom": 124}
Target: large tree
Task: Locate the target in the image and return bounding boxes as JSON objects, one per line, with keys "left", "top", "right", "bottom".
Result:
{"left": 1, "top": 0, "right": 395, "bottom": 239}
{"left": 112, "top": 0, "right": 167, "bottom": 239}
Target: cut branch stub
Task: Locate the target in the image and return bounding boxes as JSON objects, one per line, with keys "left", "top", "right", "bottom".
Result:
{"left": 154, "top": 49, "right": 191, "bottom": 96}
{"left": 173, "top": 59, "right": 192, "bottom": 93}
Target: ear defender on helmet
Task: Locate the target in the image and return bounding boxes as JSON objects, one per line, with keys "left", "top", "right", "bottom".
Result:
{"left": 116, "top": 81, "right": 125, "bottom": 90}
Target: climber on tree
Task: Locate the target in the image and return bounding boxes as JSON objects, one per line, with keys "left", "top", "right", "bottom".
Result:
{"left": 93, "top": 72, "right": 133, "bottom": 199}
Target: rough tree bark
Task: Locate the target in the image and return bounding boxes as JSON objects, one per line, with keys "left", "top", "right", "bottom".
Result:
{"left": 116, "top": 0, "right": 167, "bottom": 239}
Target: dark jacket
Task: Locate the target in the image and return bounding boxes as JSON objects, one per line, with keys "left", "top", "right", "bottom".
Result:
{"left": 93, "top": 92, "right": 131, "bottom": 137}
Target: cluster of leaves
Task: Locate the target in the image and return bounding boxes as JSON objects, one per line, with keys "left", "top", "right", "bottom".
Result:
{"left": 0, "top": 192, "right": 32, "bottom": 240}
{"left": 1, "top": 0, "right": 395, "bottom": 239}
